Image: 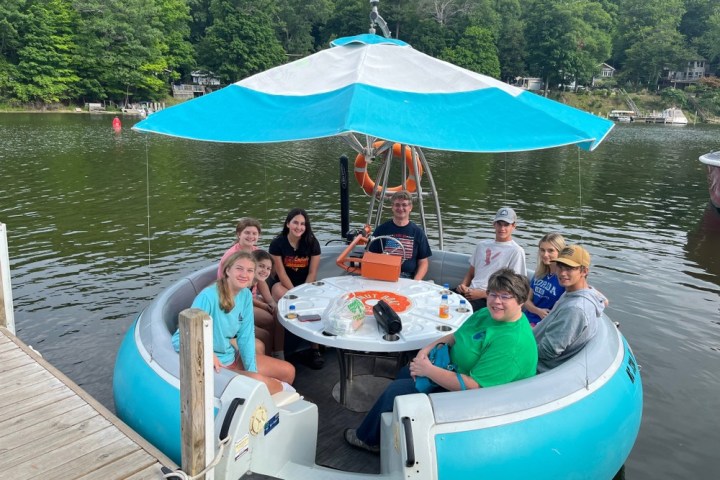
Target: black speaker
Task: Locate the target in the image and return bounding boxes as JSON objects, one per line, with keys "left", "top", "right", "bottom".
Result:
{"left": 373, "top": 300, "right": 402, "bottom": 335}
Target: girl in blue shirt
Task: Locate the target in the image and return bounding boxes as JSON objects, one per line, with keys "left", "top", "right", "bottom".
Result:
{"left": 524, "top": 233, "right": 566, "bottom": 326}
{"left": 173, "top": 251, "right": 294, "bottom": 394}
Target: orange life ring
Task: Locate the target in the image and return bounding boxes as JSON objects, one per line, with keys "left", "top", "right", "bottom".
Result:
{"left": 354, "top": 142, "right": 424, "bottom": 195}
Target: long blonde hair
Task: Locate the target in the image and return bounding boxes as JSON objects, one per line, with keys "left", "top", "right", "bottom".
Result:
{"left": 218, "top": 251, "right": 256, "bottom": 312}
{"left": 534, "top": 232, "right": 566, "bottom": 279}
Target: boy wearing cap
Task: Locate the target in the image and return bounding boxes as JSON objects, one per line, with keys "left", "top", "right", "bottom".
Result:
{"left": 456, "top": 207, "right": 527, "bottom": 310}
{"left": 533, "top": 245, "right": 605, "bottom": 372}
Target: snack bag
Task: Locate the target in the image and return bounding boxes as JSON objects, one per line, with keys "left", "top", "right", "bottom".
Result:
{"left": 323, "top": 294, "right": 365, "bottom": 335}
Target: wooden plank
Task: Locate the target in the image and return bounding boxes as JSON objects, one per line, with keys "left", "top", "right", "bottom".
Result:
{"left": 0, "top": 352, "right": 35, "bottom": 372}
{"left": 0, "top": 346, "right": 28, "bottom": 362}
{"left": 73, "top": 449, "right": 160, "bottom": 480}
{"left": 179, "top": 307, "right": 213, "bottom": 479}
{"left": 0, "top": 404, "right": 102, "bottom": 449}
{"left": 0, "top": 327, "right": 177, "bottom": 471}
{"left": 0, "top": 328, "right": 173, "bottom": 478}
{"left": 0, "top": 384, "right": 74, "bottom": 423}
{"left": 0, "top": 414, "right": 109, "bottom": 470}
{"left": 4, "top": 423, "right": 130, "bottom": 478}
{"left": 0, "top": 358, "right": 46, "bottom": 381}
{"left": 26, "top": 436, "right": 139, "bottom": 480}
{"left": 0, "top": 370, "right": 50, "bottom": 396}
{"left": 0, "top": 374, "right": 63, "bottom": 406}
{"left": 124, "top": 462, "right": 172, "bottom": 480}
{"left": 0, "top": 339, "right": 18, "bottom": 353}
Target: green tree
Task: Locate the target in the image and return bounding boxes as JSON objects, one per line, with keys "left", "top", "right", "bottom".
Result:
{"left": 679, "top": 0, "right": 715, "bottom": 43}
{"left": 620, "top": 28, "right": 697, "bottom": 87}
{"left": 320, "top": 0, "right": 369, "bottom": 45}
{"left": 695, "top": 7, "right": 720, "bottom": 75}
{"left": 612, "top": 0, "right": 685, "bottom": 69}
{"left": 661, "top": 86, "right": 687, "bottom": 107}
{"left": 12, "top": 0, "right": 80, "bottom": 103}
{"left": 0, "top": 0, "right": 25, "bottom": 100}
{"left": 74, "top": 0, "right": 180, "bottom": 103}
{"left": 0, "top": 0, "right": 24, "bottom": 60}
{"left": 440, "top": 25, "right": 500, "bottom": 77}
{"left": 187, "top": 0, "right": 213, "bottom": 45}
{"left": 275, "top": 0, "right": 333, "bottom": 55}
{"left": 493, "top": 0, "right": 525, "bottom": 82}
{"left": 156, "top": 0, "right": 195, "bottom": 83}
{"left": 198, "top": 0, "right": 286, "bottom": 84}
{"left": 525, "top": 0, "right": 611, "bottom": 90}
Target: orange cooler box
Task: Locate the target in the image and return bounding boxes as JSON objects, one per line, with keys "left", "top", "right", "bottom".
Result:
{"left": 360, "top": 252, "right": 401, "bottom": 282}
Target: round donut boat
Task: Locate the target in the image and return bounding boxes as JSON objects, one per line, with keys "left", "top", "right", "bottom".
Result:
{"left": 113, "top": 246, "right": 642, "bottom": 479}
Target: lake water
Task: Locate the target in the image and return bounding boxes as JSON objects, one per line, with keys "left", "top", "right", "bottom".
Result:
{"left": 1, "top": 113, "right": 719, "bottom": 479}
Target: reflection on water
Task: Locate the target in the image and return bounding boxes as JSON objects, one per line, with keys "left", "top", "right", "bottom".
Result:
{"left": 1, "top": 115, "right": 720, "bottom": 479}
{"left": 685, "top": 204, "right": 720, "bottom": 281}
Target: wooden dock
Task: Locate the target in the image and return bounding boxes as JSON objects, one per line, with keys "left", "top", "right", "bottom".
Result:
{"left": 0, "top": 326, "right": 177, "bottom": 479}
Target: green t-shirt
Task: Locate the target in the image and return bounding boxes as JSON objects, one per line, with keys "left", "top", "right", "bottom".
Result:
{"left": 450, "top": 308, "right": 538, "bottom": 387}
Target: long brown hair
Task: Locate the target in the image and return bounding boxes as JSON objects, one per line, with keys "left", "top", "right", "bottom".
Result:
{"left": 217, "top": 251, "right": 256, "bottom": 312}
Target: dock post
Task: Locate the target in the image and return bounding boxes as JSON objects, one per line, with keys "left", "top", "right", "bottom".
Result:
{"left": 0, "top": 222, "right": 15, "bottom": 334}
{"left": 178, "top": 308, "right": 215, "bottom": 480}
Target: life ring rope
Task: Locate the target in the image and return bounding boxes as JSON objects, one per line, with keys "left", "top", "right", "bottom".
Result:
{"left": 354, "top": 142, "right": 423, "bottom": 196}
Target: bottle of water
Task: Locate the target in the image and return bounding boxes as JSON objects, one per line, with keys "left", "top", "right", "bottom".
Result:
{"left": 439, "top": 294, "right": 450, "bottom": 319}
{"left": 457, "top": 298, "right": 469, "bottom": 313}
{"left": 441, "top": 283, "right": 450, "bottom": 295}
{"left": 287, "top": 304, "right": 298, "bottom": 319}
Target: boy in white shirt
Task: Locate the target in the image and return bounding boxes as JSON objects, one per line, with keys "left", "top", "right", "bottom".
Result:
{"left": 456, "top": 207, "right": 527, "bottom": 310}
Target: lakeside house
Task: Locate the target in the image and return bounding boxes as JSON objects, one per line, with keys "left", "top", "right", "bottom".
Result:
{"left": 593, "top": 63, "right": 616, "bottom": 86}
{"left": 516, "top": 77, "right": 543, "bottom": 91}
{"left": 663, "top": 59, "right": 707, "bottom": 86}
{"left": 172, "top": 71, "right": 222, "bottom": 100}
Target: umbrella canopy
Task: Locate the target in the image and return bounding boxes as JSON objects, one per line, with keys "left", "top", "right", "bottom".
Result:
{"left": 134, "top": 34, "right": 613, "bottom": 153}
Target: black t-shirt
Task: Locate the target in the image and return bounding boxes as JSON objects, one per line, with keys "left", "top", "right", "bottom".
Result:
{"left": 268, "top": 235, "right": 321, "bottom": 286}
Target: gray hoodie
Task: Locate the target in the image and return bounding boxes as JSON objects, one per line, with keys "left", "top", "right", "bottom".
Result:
{"left": 533, "top": 288, "right": 605, "bottom": 373}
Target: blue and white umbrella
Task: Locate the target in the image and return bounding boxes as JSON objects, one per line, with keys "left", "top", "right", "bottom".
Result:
{"left": 134, "top": 34, "right": 612, "bottom": 153}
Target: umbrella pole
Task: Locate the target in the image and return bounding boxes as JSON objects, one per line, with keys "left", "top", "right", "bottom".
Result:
{"left": 416, "top": 148, "right": 444, "bottom": 251}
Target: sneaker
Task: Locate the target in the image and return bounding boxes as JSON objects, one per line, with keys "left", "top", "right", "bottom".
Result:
{"left": 344, "top": 428, "right": 379, "bottom": 454}
{"left": 310, "top": 348, "right": 325, "bottom": 370}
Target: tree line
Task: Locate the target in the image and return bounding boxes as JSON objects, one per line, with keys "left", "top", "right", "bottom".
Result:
{"left": 1, "top": 0, "right": 718, "bottom": 106}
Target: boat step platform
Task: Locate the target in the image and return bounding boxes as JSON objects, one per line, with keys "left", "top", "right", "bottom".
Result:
{"left": 0, "top": 327, "right": 176, "bottom": 479}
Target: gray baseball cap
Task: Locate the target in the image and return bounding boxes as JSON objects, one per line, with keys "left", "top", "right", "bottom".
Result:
{"left": 493, "top": 207, "right": 517, "bottom": 224}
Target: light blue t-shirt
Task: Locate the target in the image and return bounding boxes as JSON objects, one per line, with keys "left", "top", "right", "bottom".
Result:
{"left": 172, "top": 284, "right": 256, "bottom": 372}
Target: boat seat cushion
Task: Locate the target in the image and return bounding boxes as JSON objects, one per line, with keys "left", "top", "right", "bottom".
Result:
{"left": 161, "top": 279, "right": 199, "bottom": 334}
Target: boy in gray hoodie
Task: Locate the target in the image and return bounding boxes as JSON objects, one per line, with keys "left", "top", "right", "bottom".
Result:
{"left": 533, "top": 245, "right": 605, "bottom": 372}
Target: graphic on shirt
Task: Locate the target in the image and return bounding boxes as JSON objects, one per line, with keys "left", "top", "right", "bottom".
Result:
{"left": 348, "top": 290, "right": 412, "bottom": 316}
{"left": 382, "top": 235, "right": 414, "bottom": 260}
{"left": 284, "top": 255, "right": 309, "bottom": 271}
{"left": 534, "top": 278, "right": 559, "bottom": 297}
{"left": 484, "top": 248, "right": 501, "bottom": 266}
{"left": 472, "top": 330, "right": 486, "bottom": 342}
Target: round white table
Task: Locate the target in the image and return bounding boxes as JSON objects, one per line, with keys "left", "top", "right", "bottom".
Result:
{"left": 277, "top": 276, "right": 473, "bottom": 411}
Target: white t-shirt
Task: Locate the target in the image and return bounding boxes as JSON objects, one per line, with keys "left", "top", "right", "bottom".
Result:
{"left": 468, "top": 239, "right": 527, "bottom": 289}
